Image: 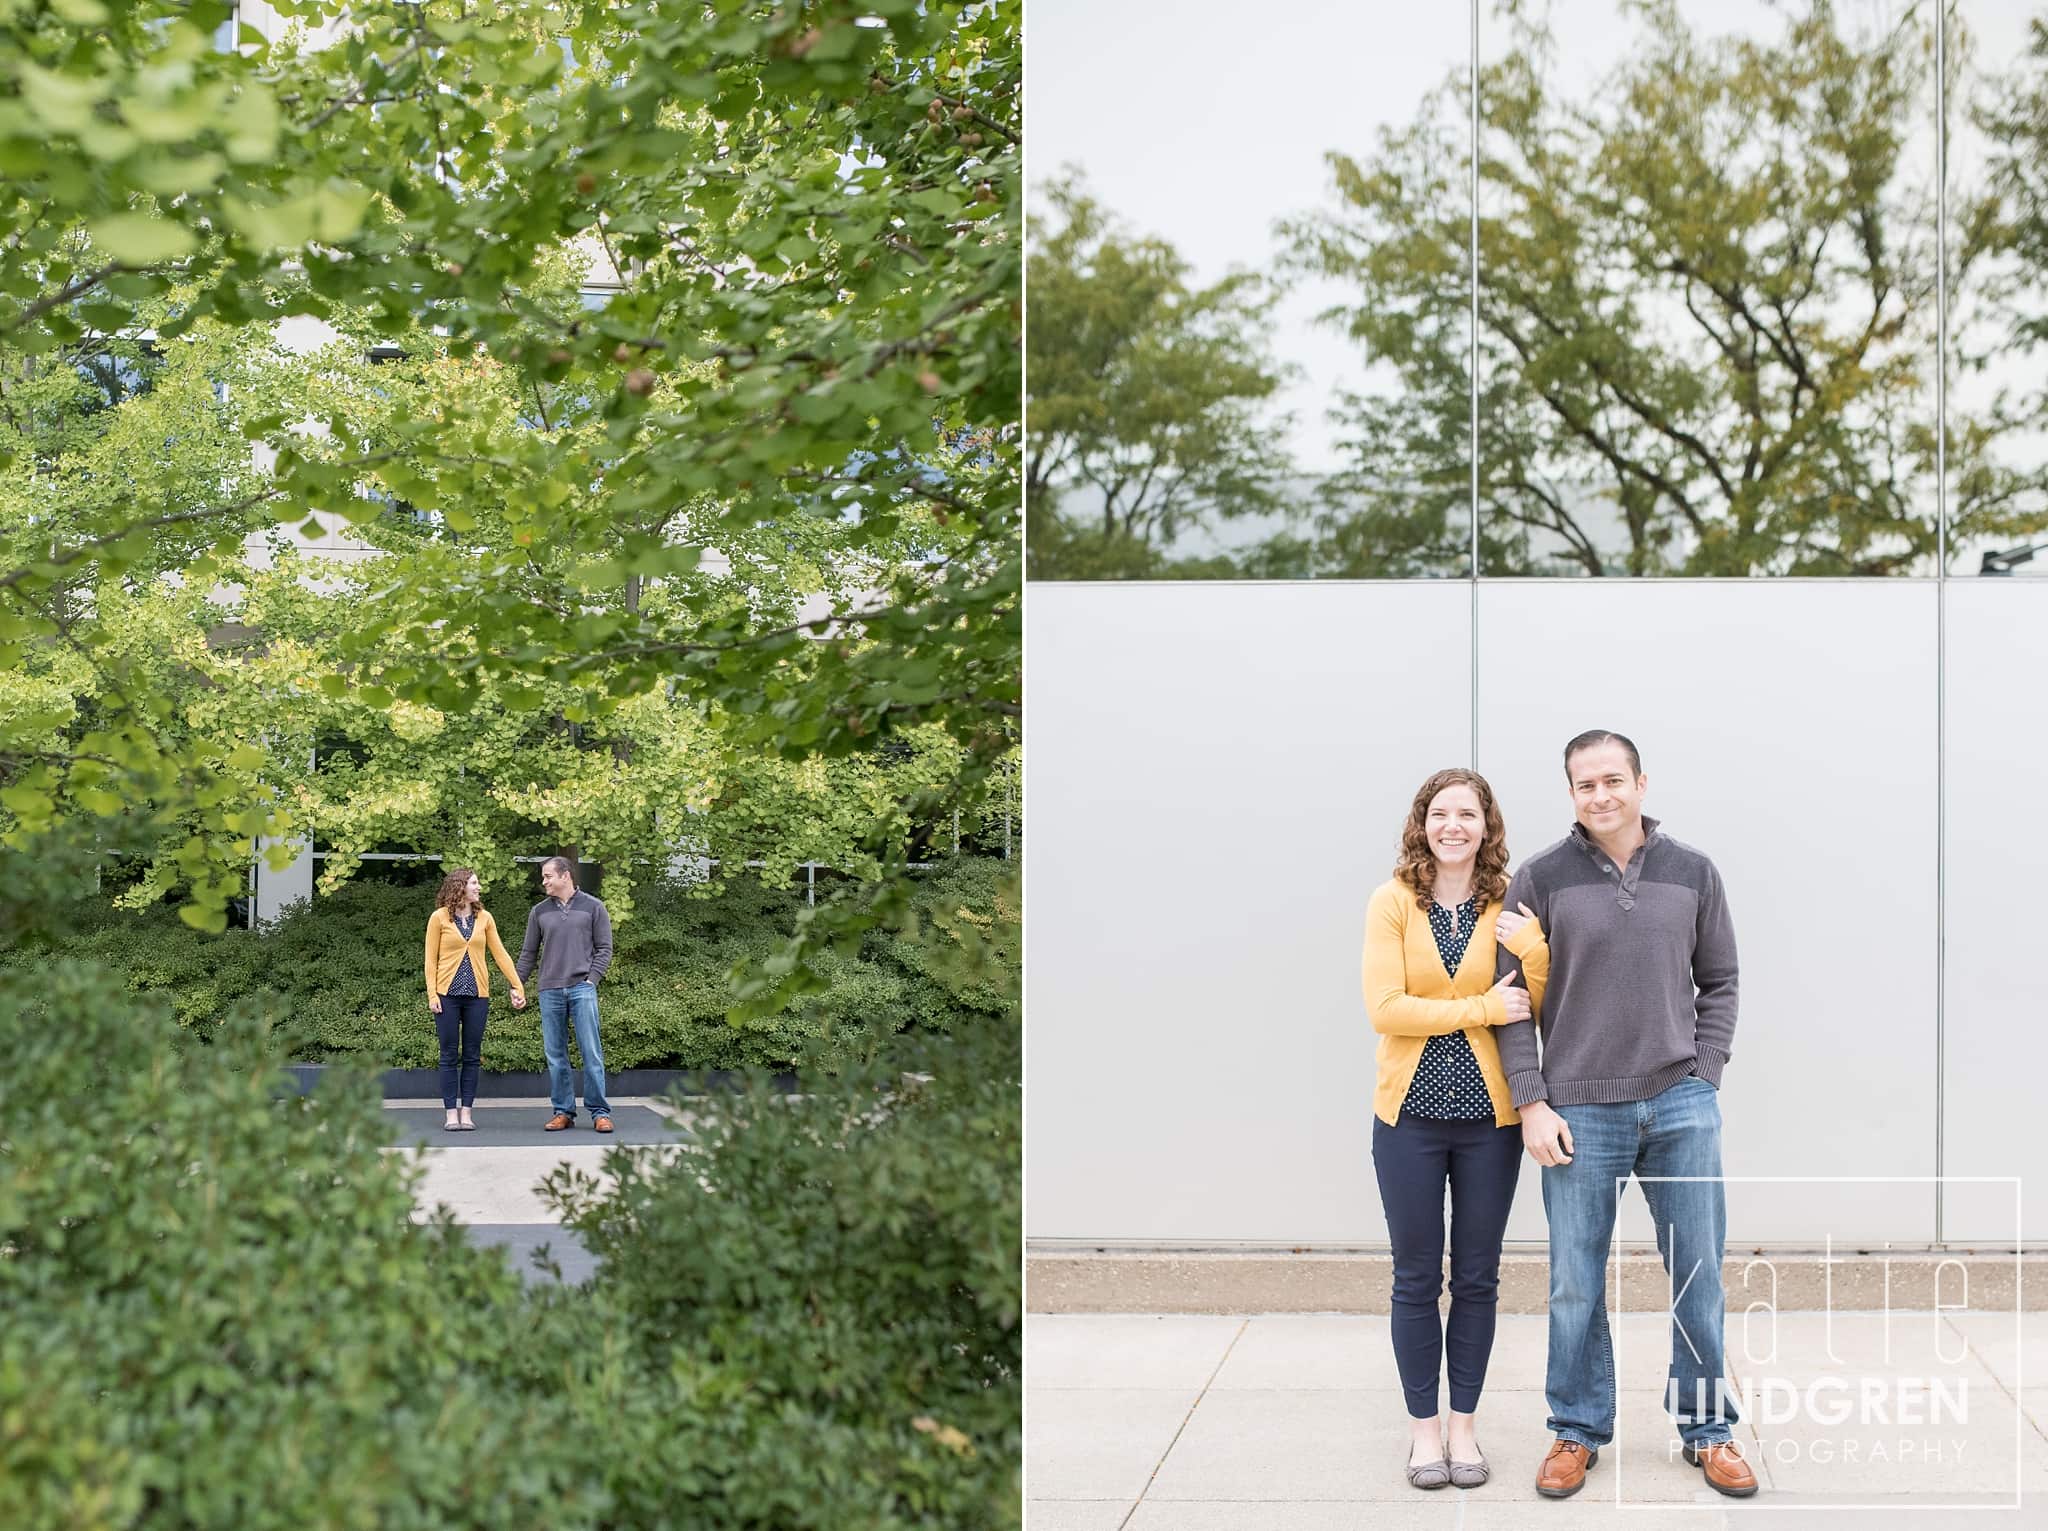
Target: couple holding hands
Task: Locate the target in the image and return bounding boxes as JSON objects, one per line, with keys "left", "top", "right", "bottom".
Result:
{"left": 1361, "top": 730, "right": 1755, "bottom": 1500}
{"left": 422, "top": 856, "right": 616, "bottom": 1135}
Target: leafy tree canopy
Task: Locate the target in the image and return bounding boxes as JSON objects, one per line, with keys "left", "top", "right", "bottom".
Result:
{"left": 0, "top": 0, "right": 1021, "bottom": 1007}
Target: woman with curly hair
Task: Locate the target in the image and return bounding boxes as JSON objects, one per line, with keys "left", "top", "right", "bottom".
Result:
{"left": 424, "top": 867, "right": 526, "bottom": 1132}
{"left": 1361, "top": 768, "right": 1549, "bottom": 1490}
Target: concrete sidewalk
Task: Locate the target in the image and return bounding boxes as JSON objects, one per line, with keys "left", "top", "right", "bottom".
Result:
{"left": 1027, "top": 1311, "right": 2048, "bottom": 1529}
{"left": 383, "top": 1096, "right": 693, "bottom": 1284}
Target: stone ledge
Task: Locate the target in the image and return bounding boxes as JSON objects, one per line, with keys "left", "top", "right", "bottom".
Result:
{"left": 1027, "top": 1247, "right": 2046, "bottom": 1313}
{"left": 283, "top": 1064, "right": 799, "bottom": 1099}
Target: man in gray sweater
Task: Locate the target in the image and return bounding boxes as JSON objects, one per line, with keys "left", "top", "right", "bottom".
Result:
{"left": 1493, "top": 731, "right": 1756, "bottom": 1501}
{"left": 516, "top": 855, "right": 616, "bottom": 1133}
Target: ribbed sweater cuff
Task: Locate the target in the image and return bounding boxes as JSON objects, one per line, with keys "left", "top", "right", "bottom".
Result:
{"left": 1544, "top": 1058, "right": 1698, "bottom": 1105}
{"left": 1695, "top": 1044, "right": 1731, "bottom": 1088}
{"left": 1509, "top": 1069, "right": 1549, "bottom": 1108}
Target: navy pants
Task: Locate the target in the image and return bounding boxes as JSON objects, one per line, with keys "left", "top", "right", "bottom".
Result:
{"left": 1371, "top": 1110, "right": 1523, "bottom": 1418}
{"left": 434, "top": 995, "right": 489, "bottom": 1108}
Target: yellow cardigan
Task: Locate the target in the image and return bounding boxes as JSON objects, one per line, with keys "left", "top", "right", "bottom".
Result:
{"left": 1361, "top": 878, "right": 1550, "bottom": 1129}
{"left": 424, "top": 906, "right": 524, "bottom": 1000}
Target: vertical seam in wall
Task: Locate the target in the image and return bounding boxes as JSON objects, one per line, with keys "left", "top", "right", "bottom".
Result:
{"left": 1469, "top": 0, "right": 1482, "bottom": 769}
{"left": 1935, "top": 0, "right": 1948, "bottom": 1243}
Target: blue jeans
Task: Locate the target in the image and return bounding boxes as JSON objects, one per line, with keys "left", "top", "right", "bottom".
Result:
{"left": 538, "top": 982, "right": 610, "bottom": 1119}
{"left": 1542, "top": 1073, "right": 1736, "bottom": 1450}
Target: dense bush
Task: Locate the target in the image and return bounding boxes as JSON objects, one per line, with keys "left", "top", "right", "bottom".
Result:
{"left": 0, "top": 960, "right": 607, "bottom": 1527}
{"left": 541, "top": 1015, "right": 1022, "bottom": 1527}
{"left": 6, "top": 857, "right": 1015, "bottom": 1072}
{"left": 0, "top": 949, "right": 1020, "bottom": 1526}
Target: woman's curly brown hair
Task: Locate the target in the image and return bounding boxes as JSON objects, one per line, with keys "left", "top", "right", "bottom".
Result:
{"left": 435, "top": 868, "right": 483, "bottom": 917}
{"left": 1392, "top": 768, "right": 1510, "bottom": 910}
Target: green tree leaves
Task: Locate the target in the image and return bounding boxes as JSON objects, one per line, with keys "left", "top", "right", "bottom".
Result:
{"left": 1026, "top": 175, "right": 1296, "bottom": 578}
{"left": 0, "top": 0, "right": 1021, "bottom": 968}
{"left": 84, "top": 214, "right": 193, "bottom": 263}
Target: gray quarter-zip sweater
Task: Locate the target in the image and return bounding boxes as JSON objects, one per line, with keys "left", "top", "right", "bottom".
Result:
{"left": 1493, "top": 817, "right": 1738, "bottom": 1107}
{"left": 515, "top": 889, "right": 614, "bottom": 991}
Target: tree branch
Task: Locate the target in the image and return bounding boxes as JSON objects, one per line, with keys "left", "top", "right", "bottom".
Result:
{"left": 1489, "top": 310, "right": 1708, "bottom": 542}
{"left": 302, "top": 33, "right": 428, "bottom": 135}
{"left": 6, "top": 263, "right": 125, "bottom": 335}
{"left": 0, "top": 448, "right": 414, "bottom": 597}
{"left": 870, "top": 72, "right": 1020, "bottom": 145}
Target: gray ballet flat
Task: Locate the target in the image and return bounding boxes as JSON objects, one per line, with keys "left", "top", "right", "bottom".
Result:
{"left": 1448, "top": 1449, "right": 1490, "bottom": 1488}
{"left": 1405, "top": 1445, "right": 1452, "bottom": 1490}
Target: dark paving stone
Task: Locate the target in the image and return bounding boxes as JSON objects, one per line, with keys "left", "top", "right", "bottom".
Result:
{"left": 383, "top": 1103, "right": 688, "bottom": 1148}
{"left": 289, "top": 1064, "right": 796, "bottom": 1098}
{"left": 463, "top": 1223, "right": 599, "bottom": 1286}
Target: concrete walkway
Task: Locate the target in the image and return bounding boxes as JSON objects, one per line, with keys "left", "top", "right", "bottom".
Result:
{"left": 1027, "top": 1310, "right": 2048, "bottom": 1528}
{"left": 382, "top": 1096, "right": 692, "bottom": 1284}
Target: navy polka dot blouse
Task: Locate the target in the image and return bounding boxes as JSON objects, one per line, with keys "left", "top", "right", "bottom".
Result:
{"left": 1399, "top": 894, "right": 1494, "bottom": 1120}
{"left": 444, "top": 911, "right": 480, "bottom": 998}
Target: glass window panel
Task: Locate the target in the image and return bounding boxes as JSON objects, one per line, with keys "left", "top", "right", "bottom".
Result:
{"left": 1948, "top": 0, "right": 2048, "bottom": 575}
{"left": 1478, "top": 0, "right": 1941, "bottom": 575}
{"left": 1026, "top": 0, "right": 1472, "bottom": 579}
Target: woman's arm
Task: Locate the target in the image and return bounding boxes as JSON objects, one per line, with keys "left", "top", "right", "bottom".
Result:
{"left": 424, "top": 912, "right": 442, "bottom": 996}
{"left": 1361, "top": 889, "right": 1510, "bottom": 1037}
{"left": 483, "top": 914, "right": 524, "bottom": 995}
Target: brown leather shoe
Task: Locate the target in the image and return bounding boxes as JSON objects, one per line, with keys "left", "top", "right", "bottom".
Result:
{"left": 1685, "top": 1440, "right": 1759, "bottom": 1497}
{"left": 543, "top": 1112, "right": 573, "bottom": 1131}
{"left": 593, "top": 1115, "right": 614, "bottom": 1134}
{"left": 1535, "top": 1438, "right": 1598, "bottom": 1498}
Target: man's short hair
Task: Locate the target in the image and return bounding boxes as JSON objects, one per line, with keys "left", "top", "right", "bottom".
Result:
{"left": 1563, "top": 729, "right": 1643, "bottom": 780}
{"left": 541, "top": 855, "right": 575, "bottom": 880}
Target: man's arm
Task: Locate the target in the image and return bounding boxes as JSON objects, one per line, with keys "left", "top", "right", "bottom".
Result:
{"left": 1494, "top": 866, "right": 1548, "bottom": 1107}
{"left": 515, "top": 904, "right": 541, "bottom": 986}
{"left": 588, "top": 898, "right": 614, "bottom": 985}
{"left": 1692, "top": 859, "right": 1739, "bottom": 1085}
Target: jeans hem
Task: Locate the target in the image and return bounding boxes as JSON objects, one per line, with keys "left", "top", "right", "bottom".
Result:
{"left": 1551, "top": 1427, "right": 1610, "bottom": 1450}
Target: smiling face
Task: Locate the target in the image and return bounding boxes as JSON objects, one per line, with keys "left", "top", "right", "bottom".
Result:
{"left": 1566, "top": 740, "right": 1648, "bottom": 841}
{"left": 540, "top": 861, "right": 573, "bottom": 901}
{"left": 1425, "top": 783, "right": 1486, "bottom": 874}
{"left": 464, "top": 874, "right": 481, "bottom": 907}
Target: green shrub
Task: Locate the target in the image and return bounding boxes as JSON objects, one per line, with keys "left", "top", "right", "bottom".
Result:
{"left": 0, "top": 960, "right": 606, "bottom": 1527}
{"left": 0, "top": 953, "right": 1021, "bottom": 1527}
{"left": 870, "top": 855, "right": 1021, "bottom": 1030}
{"left": 9, "top": 859, "right": 1018, "bottom": 1072}
{"left": 544, "top": 1014, "right": 1023, "bottom": 1528}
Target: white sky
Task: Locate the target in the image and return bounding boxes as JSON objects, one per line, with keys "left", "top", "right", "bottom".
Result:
{"left": 1027, "top": 0, "right": 1467, "bottom": 472}
{"left": 1028, "top": 0, "right": 2046, "bottom": 508}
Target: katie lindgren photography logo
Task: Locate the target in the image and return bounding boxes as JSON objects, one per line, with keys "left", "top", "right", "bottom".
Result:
{"left": 1614, "top": 1177, "right": 2023, "bottom": 1510}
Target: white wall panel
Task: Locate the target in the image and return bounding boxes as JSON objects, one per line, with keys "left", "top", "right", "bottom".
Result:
{"left": 1941, "top": 583, "right": 2048, "bottom": 1241}
{"left": 1476, "top": 582, "right": 1940, "bottom": 1246}
{"left": 1026, "top": 580, "right": 1959, "bottom": 1248}
{"left": 1025, "top": 582, "right": 1471, "bottom": 1242}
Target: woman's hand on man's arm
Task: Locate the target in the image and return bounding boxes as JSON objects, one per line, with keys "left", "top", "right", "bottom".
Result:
{"left": 1496, "top": 901, "right": 1541, "bottom": 946}
{"left": 1491, "top": 969, "right": 1530, "bottom": 1025}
